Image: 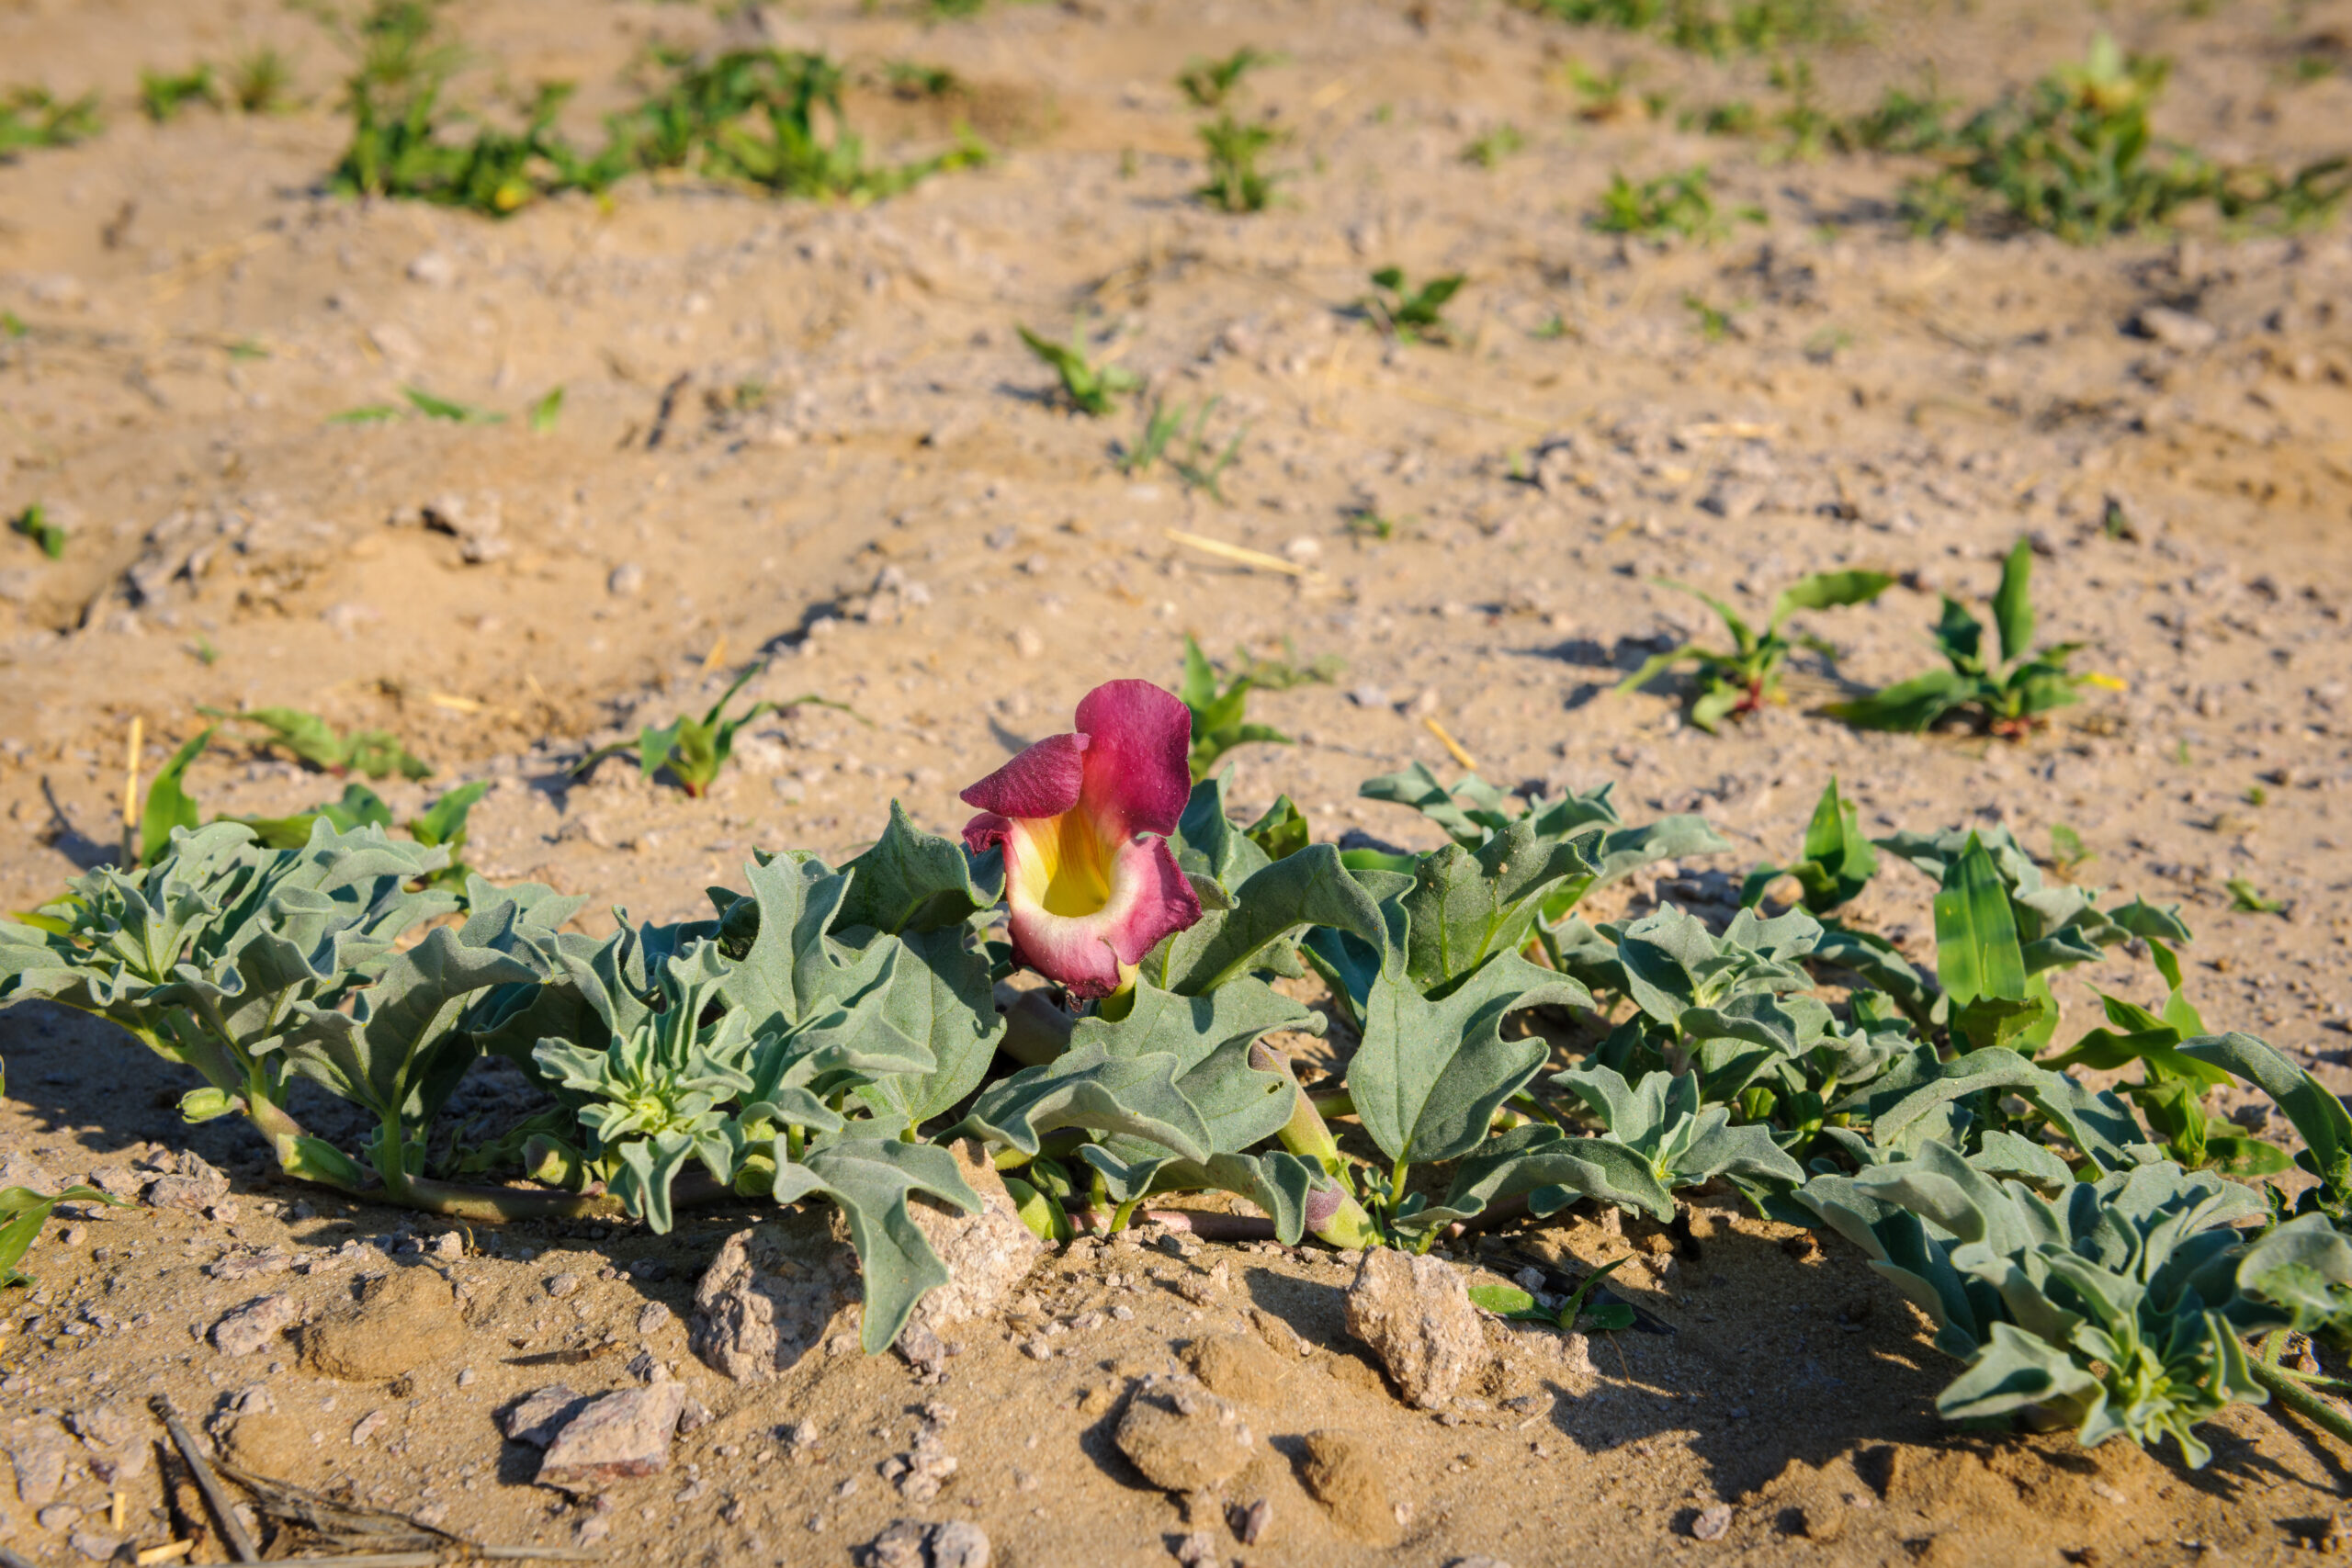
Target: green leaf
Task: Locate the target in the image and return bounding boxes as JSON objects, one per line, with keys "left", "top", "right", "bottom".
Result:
{"left": 1937, "top": 1320, "right": 2100, "bottom": 1419}
{"left": 402, "top": 385, "right": 506, "bottom": 423}
{"left": 1348, "top": 900, "right": 1591, "bottom": 1168}
{"left": 1934, "top": 834, "right": 2026, "bottom": 1011}
{"left": 1070, "top": 977, "right": 1305, "bottom": 1156}
{"left": 1468, "top": 1282, "right": 1541, "bottom": 1316}
{"left": 1824, "top": 668, "right": 1971, "bottom": 732}
{"left": 2238, "top": 1213, "right": 2352, "bottom": 1330}
{"left": 1407, "top": 1121, "right": 1674, "bottom": 1234}
{"left": 2180, "top": 1032, "right": 2352, "bottom": 1202}
{"left": 775, "top": 1134, "right": 981, "bottom": 1354}
{"left": 1769, "top": 570, "right": 1895, "bottom": 629}
{"left": 1244, "top": 795, "right": 1311, "bottom": 862}
{"left": 842, "top": 925, "right": 1006, "bottom": 1133}
{"left": 141, "top": 728, "right": 215, "bottom": 865}
{"left": 328, "top": 404, "right": 400, "bottom": 425}
{"left": 529, "top": 386, "right": 565, "bottom": 432}
{"left": 411, "top": 781, "right": 490, "bottom": 849}
{"left": 837, "top": 801, "right": 997, "bottom": 935}
{"left": 1398, "top": 818, "right": 1596, "bottom": 991}
{"left": 1989, "top": 537, "right": 2035, "bottom": 668}
{"left": 953, "top": 1040, "right": 1214, "bottom": 1164}
{"left": 0, "top": 1185, "right": 128, "bottom": 1287}
{"left": 1148, "top": 842, "right": 1387, "bottom": 997}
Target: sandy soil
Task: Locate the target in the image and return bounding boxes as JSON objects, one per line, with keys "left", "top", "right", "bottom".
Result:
{"left": 3, "top": 0, "right": 2352, "bottom": 1562}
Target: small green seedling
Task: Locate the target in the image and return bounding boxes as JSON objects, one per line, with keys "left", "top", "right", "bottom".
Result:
{"left": 140, "top": 64, "right": 220, "bottom": 122}
{"left": 1119, "top": 400, "right": 1184, "bottom": 477}
{"left": 1742, "top": 777, "right": 1876, "bottom": 913}
{"left": 1180, "top": 637, "right": 1294, "bottom": 782}
{"left": 1196, "top": 114, "right": 1283, "bottom": 213}
{"left": 138, "top": 728, "right": 216, "bottom": 865}
{"left": 529, "top": 386, "right": 564, "bottom": 433}
{"left": 575, "top": 667, "right": 855, "bottom": 798}
{"left": 1363, "top": 267, "right": 1465, "bottom": 345}
{"left": 2048, "top": 824, "right": 2095, "bottom": 879}
{"left": 2, "top": 1179, "right": 128, "bottom": 1287}
{"left": 9, "top": 503, "right": 65, "bottom": 559}
{"left": 1177, "top": 47, "right": 1278, "bottom": 109}
{"left": 1617, "top": 570, "right": 1894, "bottom": 732}
{"left": 229, "top": 46, "right": 297, "bottom": 113}
{"left": 1826, "top": 538, "right": 2110, "bottom": 737}
{"left": 1461, "top": 123, "right": 1525, "bottom": 167}
{"left": 2228, "top": 878, "right": 2286, "bottom": 915}
{"left": 1017, "top": 317, "right": 1137, "bottom": 418}
{"left": 0, "top": 86, "right": 102, "bottom": 157}
{"left": 328, "top": 404, "right": 400, "bottom": 425}
{"left": 1468, "top": 1257, "right": 1636, "bottom": 1333}
{"left": 1683, "top": 293, "right": 1733, "bottom": 342}
{"left": 203, "top": 706, "right": 432, "bottom": 780}
{"left": 1594, "top": 164, "right": 1761, "bottom": 241}
{"left": 403, "top": 385, "right": 505, "bottom": 423}
{"left": 1128, "top": 398, "right": 1247, "bottom": 502}
{"left": 1344, "top": 507, "right": 1404, "bottom": 540}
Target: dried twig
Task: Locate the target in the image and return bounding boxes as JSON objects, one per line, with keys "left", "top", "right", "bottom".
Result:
{"left": 150, "top": 1397, "right": 259, "bottom": 1564}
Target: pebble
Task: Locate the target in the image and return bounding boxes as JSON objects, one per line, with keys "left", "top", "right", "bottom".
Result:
{"left": 546, "top": 1272, "right": 583, "bottom": 1299}
{"left": 499, "top": 1386, "right": 588, "bottom": 1449}
{"left": 607, "top": 562, "right": 645, "bottom": 597}
{"left": 211, "top": 1293, "right": 300, "bottom": 1358}
{"left": 1692, "top": 1504, "right": 1734, "bottom": 1540}
{"left": 864, "top": 1517, "right": 990, "bottom": 1568}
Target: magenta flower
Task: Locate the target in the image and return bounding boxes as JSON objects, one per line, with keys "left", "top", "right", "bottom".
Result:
{"left": 960, "top": 680, "right": 1202, "bottom": 1000}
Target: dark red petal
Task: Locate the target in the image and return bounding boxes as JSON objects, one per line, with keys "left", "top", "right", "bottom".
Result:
{"left": 1072, "top": 680, "right": 1193, "bottom": 839}
{"left": 1101, "top": 836, "right": 1202, "bottom": 966}
{"left": 960, "top": 812, "right": 1014, "bottom": 856}
{"left": 958, "top": 731, "right": 1087, "bottom": 820}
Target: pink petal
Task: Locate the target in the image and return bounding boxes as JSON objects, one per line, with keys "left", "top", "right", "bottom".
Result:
{"left": 1072, "top": 680, "right": 1193, "bottom": 839}
{"left": 959, "top": 731, "right": 1087, "bottom": 820}
{"left": 999, "top": 830, "right": 1201, "bottom": 1000}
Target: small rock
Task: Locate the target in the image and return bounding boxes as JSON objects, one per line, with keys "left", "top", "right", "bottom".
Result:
{"left": 499, "top": 1386, "right": 588, "bottom": 1449}
{"left": 1300, "top": 1429, "right": 1398, "bottom": 1545}
{"left": 677, "top": 1395, "right": 713, "bottom": 1435}
{"left": 607, "top": 562, "right": 646, "bottom": 597}
{"left": 69, "top": 1525, "right": 123, "bottom": 1561}
{"left": 637, "top": 1302, "right": 674, "bottom": 1338}
{"left": 302, "top": 1268, "right": 467, "bottom": 1380}
{"left": 2135, "top": 306, "right": 2219, "bottom": 352}
{"left": 212, "top": 1293, "right": 300, "bottom": 1358}
{"left": 895, "top": 1318, "right": 949, "bottom": 1375}
{"left": 1691, "top": 1504, "right": 1733, "bottom": 1541}
{"left": 207, "top": 1248, "right": 293, "bottom": 1281}
{"left": 546, "top": 1272, "right": 582, "bottom": 1300}
{"left": 928, "top": 1518, "right": 991, "bottom": 1568}
{"left": 1114, "top": 1388, "right": 1254, "bottom": 1493}
{"left": 10, "top": 1422, "right": 72, "bottom": 1506}
{"left": 865, "top": 1520, "right": 928, "bottom": 1568}
{"left": 688, "top": 1224, "right": 859, "bottom": 1383}
{"left": 37, "top": 1503, "right": 81, "bottom": 1532}
{"left": 1343, "top": 1247, "right": 1485, "bottom": 1409}
{"left": 905, "top": 1140, "right": 1045, "bottom": 1338}
{"left": 537, "top": 1382, "right": 688, "bottom": 1488}
{"left": 70, "top": 1402, "right": 148, "bottom": 1483}
{"left": 1173, "top": 1530, "right": 1216, "bottom": 1565}
{"left": 1238, "top": 1496, "right": 1272, "bottom": 1544}
{"left": 406, "top": 250, "right": 458, "bottom": 288}
{"left": 1448, "top": 1558, "right": 1516, "bottom": 1568}
{"left": 350, "top": 1410, "right": 389, "bottom": 1446}
{"left": 1349, "top": 684, "right": 1389, "bottom": 708}
{"left": 143, "top": 1149, "right": 230, "bottom": 1212}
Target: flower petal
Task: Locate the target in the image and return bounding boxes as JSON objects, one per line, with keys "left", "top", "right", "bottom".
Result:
{"left": 1073, "top": 679, "right": 1193, "bottom": 839}
{"left": 1003, "top": 834, "right": 1200, "bottom": 999}
{"left": 959, "top": 731, "right": 1087, "bottom": 820}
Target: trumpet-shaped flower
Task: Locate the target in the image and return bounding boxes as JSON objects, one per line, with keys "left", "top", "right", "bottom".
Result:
{"left": 960, "top": 680, "right": 1201, "bottom": 999}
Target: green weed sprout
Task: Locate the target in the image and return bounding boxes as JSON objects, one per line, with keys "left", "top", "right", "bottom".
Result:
{"left": 229, "top": 47, "right": 299, "bottom": 113}
{"left": 1177, "top": 47, "right": 1279, "bottom": 110}
{"left": 0, "top": 86, "right": 102, "bottom": 157}
{"left": 9, "top": 502, "right": 65, "bottom": 559}
{"left": 1017, "top": 317, "right": 1137, "bottom": 417}
{"left": 202, "top": 706, "right": 432, "bottom": 781}
{"left": 1163, "top": 399, "right": 1247, "bottom": 502}
{"left": 1180, "top": 637, "right": 1295, "bottom": 782}
{"left": 1461, "top": 124, "right": 1525, "bottom": 167}
{"left": 1826, "top": 538, "right": 2110, "bottom": 736}
{"left": 1593, "top": 164, "right": 1761, "bottom": 240}
{"left": 1469, "top": 1257, "right": 1637, "bottom": 1333}
{"left": 1904, "top": 36, "right": 2349, "bottom": 242}
{"left": 2, "top": 1176, "right": 129, "bottom": 1288}
{"left": 1196, "top": 114, "right": 1284, "bottom": 213}
{"left": 574, "top": 667, "right": 857, "bottom": 797}
{"left": 1363, "top": 267, "right": 1466, "bottom": 344}
{"left": 1741, "top": 777, "right": 1877, "bottom": 914}
{"left": 1617, "top": 570, "right": 1894, "bottom": 732}
{"left": 140, "top": 65, "right": 220, "bottom": 122}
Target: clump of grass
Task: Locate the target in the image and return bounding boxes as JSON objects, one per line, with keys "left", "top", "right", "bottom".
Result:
{"left": 228, "top": 47, "right": 300, "bottom": 113}
{"left": 1593, "top": 164, "right": 1761, "bottom": 241}
{"left": 1177, "top": 47, "right": 1279, "bottom": 110}
{"left": 1196, "top": 113, "right": 1284, "bottom": 212}
{"left": 1461, "top": 123, "right": 1525, "bottom": 167}
{"left": 0, "top": 85, "right": 102, "bottom": 158}
{"left": 1125, "top": 398, "right": 1247, "bottom": 502}
{"left": 1017, "top": 315, "right": 1138, "bottom": 417}
{"left": 1515, "top": 0, "right": 1860, "bottom": 59}
{"left": 140, "top": 65, "right": 220, "bottom": 123}
{"left": 1901, "top": 37, "right": 2350, "bottom": 241}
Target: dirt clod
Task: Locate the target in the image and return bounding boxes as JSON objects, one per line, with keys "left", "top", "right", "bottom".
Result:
{"left": 300, "top": 1268, "right": 467, "bottom": 1381}
{"left": 1299, "top": 1429, "right": 1398, "bottom": 1546}
{"left": 865, "top": 1517, "right": 989, "bottom": 1568}
{"left": 1182, "top": 1333, "right": 1290, "bottom": 1405}
{"left": 904, "top": 1139, "right": 1045, "bottom": 1336}
{"left": 1114, "top": 1386, "right": 1254, "bottom": 1493}
{"left": 1343, "top": 1247, "right": 1484, "bottom": 1409}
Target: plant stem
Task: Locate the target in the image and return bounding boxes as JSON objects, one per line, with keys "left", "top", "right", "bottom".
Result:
{"left": 1108, "top": 1196, "right": 1142, "bottom": 1234}
{"left": 2251, "top": 1356, "right": 2352, "bottom": 1450}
